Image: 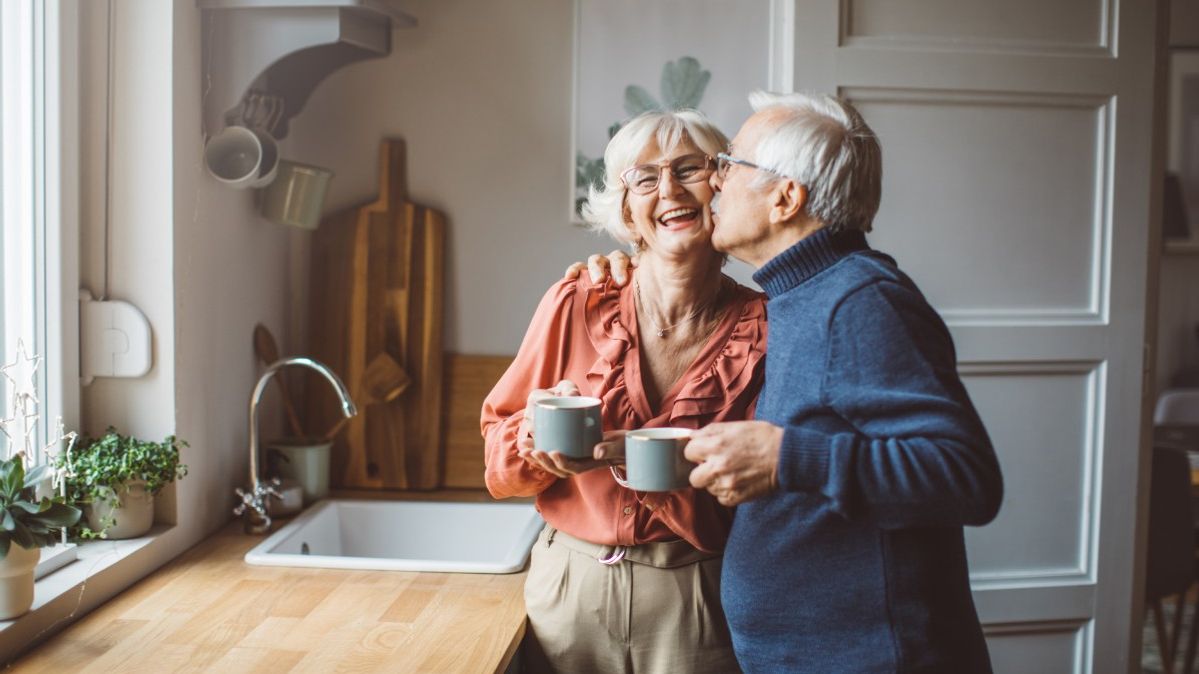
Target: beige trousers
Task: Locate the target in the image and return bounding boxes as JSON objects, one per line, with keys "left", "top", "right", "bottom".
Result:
{"left": 521, "top": 525, "right": 741, "bottom": 674}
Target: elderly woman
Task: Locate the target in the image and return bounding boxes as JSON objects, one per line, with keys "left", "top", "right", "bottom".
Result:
{"left": 481, "top": 109, "right": 767, "bottom": 674}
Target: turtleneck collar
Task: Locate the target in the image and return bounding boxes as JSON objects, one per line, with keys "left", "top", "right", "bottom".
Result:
{"left": 752, "top": 228, "right": 869, "bottom": 299}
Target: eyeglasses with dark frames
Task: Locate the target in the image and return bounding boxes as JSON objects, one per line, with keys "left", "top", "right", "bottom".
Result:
{"left": 620, "top": 154, "right": 716, "bottom": 195}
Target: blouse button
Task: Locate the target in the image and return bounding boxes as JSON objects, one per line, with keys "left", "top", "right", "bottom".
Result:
{"left": 645, "top": 503, "right": 654, "bottom": 511}
{"left": 623, "top": 506, "right": 633, "bottom": 515}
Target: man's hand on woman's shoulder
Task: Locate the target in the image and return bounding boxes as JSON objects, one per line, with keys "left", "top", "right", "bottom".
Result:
{"left": 563, "top": 250, "right": 637, "bottom": 286}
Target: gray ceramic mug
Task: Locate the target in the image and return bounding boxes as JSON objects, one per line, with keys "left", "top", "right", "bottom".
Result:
{"left": 622, "top": 428, "right": 696, "bottom": 491}
{"left": 533, "top": 396, "right": 603, "bottom": 458}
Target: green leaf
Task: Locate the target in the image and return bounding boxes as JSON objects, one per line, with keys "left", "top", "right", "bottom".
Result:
{"left": 10, "top": 501, "right": 43, "bottom": 514}
{"left": 49, "top": 428, "right": 184, "bottom": 540}
{"left": 1, "top": 509, "right": 13, "bottom": 532}
{"left": 575, "top": 153, "right": 605, "bottom": 191}
{"left": 624, "top": 85, "right": 661, "bottom": 116}
{"left": 0, "top": 459, "right": 22, "bottom": 499}
{"left": 10, "top": 519, "right": 35, "bottom": 549}
{"left": 30, "top": 502, "right": 81, "bottom": 528}
{"left": 659, "top": 56, "right": 710, "bottom": 110}
{"left": 23, "top": 464, "right": 51, "bottom": 489}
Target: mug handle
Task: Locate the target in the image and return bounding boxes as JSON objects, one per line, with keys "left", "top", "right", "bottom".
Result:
{"left": 610, "top": 465, "right": 632, "bottom": 489}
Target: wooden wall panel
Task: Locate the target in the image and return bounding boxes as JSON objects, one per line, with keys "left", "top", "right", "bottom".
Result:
{"left": 441, "top": 354, "right": 515, "bottom": 489}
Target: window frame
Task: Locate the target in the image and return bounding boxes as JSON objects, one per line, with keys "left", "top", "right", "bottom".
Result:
{"left": 1, "top": 0, "right": 80, "bottom": 465}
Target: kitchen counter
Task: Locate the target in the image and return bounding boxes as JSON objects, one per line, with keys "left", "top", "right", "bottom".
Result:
{"left": 10, "top": 516, "right": 528, "bottom": 672}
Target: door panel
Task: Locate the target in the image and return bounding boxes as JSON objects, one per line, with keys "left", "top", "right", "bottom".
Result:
{"left": 793, "top": 1, "right": 1158, "bottom": 671}
{"left": 844, "top": 0, "right": 1109, "bottom": 53}
{"left": 986, "top": 623, "right": 1087, "bottom": 674}
{"left": 961, "top": 365, "right": 1101, "bottom": 580}
{"left": 858, "top": 89, "right": 1110, "bottom": 320}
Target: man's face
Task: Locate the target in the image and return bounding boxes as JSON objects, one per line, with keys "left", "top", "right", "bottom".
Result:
{"left": 709, "top": 111, "right": 775, "bottom": 265}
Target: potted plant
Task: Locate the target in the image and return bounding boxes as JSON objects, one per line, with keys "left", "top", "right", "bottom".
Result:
{"left": 0, "top": 454, "right": 81, "bottom": 619}
{"left": 57, "top": 428, "right": 188, "bottom": 540}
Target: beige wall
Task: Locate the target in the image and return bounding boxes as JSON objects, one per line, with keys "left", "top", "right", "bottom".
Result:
{"left": 284, "top": 0, "right": 610, "bottom": 356}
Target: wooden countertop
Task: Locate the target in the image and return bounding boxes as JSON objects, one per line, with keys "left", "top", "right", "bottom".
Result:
{"left": 11, "top": 519, "right": 528, "bottom": 673}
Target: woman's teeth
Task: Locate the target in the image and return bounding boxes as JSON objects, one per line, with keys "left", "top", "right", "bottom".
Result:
{"left": 658, "top": 208, "right": 698, "bottom": 225}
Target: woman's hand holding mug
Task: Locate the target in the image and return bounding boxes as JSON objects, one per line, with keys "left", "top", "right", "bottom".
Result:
{"left": 519, "top": 380, "right": 612, "bottom": 477}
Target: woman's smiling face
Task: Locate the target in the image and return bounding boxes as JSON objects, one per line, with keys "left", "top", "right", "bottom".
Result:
{"left": 622, "top": 137, "right": 716, "bottom": 260}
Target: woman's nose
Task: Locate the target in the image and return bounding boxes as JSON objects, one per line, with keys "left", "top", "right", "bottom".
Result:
{"left": 658, "top": 170, "right": 685, "bottom": 197}
{"left": 710, "top": 172, "right": 723, "bottom": 192}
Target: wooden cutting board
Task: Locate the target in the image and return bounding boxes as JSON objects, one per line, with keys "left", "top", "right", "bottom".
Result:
{"left": 306, "top": 139, "right": 445, "bottom": 490}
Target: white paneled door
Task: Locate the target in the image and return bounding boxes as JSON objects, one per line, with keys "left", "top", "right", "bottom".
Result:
{"left": 791, "top": 1, "right": 1159, "bottom": 672}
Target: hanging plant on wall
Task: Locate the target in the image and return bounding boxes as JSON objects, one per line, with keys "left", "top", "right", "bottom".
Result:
{"left": 575, "top": 56, "right": 713, "bottom": 217}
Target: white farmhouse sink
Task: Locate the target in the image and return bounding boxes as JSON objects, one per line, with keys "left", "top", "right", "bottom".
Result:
{"left": 244, "top": 499, "right": 543, "bottom": 574}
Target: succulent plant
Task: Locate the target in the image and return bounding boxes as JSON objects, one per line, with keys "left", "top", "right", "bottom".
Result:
{"left": 0, "top": 455, "right": 81, "bottom": 559}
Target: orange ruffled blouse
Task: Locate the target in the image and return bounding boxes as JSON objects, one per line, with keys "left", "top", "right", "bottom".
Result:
{"left": 481, "top": 275, "right": 767, "bottom": 553}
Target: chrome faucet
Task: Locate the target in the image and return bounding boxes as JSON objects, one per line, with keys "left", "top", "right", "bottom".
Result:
{"left": 234, "top": 356, "right": 357, "bottom": 534}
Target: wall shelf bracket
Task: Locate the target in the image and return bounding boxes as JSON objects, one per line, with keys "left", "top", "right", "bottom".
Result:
{"left": 198, "top": 0, "right": 416, "bottom": 139}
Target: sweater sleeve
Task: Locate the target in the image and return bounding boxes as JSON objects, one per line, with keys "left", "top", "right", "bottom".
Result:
{"left": 775, "top": 280, "right": 1003, "bottom": 528}
{"left": 480, "top": 278, "right": 580, "bottom": 499}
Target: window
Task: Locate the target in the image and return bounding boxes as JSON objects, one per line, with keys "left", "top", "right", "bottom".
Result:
{"left": 0, "top": 0, "right": 78, "bottom": 466}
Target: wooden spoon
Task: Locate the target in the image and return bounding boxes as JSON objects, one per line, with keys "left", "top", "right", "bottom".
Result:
{"left": 322, "top": 352, "right": 411, "bottom": 441}
{"left": 252, "top": 323, "right": 305, "bottom": 438}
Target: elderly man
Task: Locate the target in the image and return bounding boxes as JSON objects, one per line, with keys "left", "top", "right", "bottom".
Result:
{"left": 573, "top": 91, "right": 1003, "bottom": 673}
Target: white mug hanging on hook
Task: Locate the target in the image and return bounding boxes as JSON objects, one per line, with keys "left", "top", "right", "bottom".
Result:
{"left": 203, "top": 125, "right": 279, "bottom": 189}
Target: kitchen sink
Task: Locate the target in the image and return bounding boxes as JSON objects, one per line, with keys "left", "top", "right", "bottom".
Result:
{"left": 244, "top": 499, "right": 543, "bottom": 574}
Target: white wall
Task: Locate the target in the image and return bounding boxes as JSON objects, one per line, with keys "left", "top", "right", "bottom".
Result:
{"left": 79, "top": 0, "right": 291, "bottom": 536}
{"left": 284, "top": 0, "right": 606, "bottom": 355}
{"left": 22, "top": 0, "right": 294, "bottom": 644}
{"left": 78, "top": 0, "right": 178, "bottom": 449}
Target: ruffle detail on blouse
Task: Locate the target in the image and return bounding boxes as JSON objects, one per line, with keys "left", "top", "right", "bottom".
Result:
{"left": 581, "top": 277, "right": 767, "bottom": 426}
{"left": 669, "top": 289, "right": 766, "bottom": 423}
{"left": 582, "top": 280, "right": 641, "bottom": 429}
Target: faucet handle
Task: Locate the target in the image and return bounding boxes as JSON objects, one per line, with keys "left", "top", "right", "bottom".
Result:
{"left": 233, "top": 486, "right": 255, "bottom": 516}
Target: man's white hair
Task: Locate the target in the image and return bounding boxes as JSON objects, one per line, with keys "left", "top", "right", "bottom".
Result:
{"left": 746, "top": 91, "right": 881, "bottom": 233}
{"left": 580, "top": 109, "right": 728, "bottom": 247}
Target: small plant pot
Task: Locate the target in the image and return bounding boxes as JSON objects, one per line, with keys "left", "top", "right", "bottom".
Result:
{"left": 0, "top": 545, "right": 40, "bottom": 619}
{"left": 85, "top": 480, "right": 154, "bottom": 539}
{"left": 267, "top": 439, "right": 331, "bottom": 505}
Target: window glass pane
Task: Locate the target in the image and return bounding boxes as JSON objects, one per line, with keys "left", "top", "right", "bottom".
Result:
{"left": 0, "top": 9, "right": 9, "bottom": 457}
{"left": 1, "top": 1, "right": 40, "bottom": 460}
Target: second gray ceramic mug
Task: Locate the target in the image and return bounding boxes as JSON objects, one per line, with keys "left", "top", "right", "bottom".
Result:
{"left": 533, "top": 396, "right": 603, "bottom": 458}
{"left": 624, "top": 428, "right": 695, "bottom": 491}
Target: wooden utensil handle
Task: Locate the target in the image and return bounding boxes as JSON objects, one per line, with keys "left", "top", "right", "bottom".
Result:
{"left": 322, "top": 415, "right": 352, "bottom": 443}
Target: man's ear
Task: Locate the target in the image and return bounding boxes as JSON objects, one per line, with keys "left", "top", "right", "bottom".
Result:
{"left": 772, "top": 180, "right": 808, "bottom": 222}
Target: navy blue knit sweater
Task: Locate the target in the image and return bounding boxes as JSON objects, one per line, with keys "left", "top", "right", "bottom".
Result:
{"left": 722, "top": 229, "right": 1003, "bottom": 673}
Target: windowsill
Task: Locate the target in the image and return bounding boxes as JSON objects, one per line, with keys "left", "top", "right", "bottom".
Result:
{"left": 0, "top": 525, "right": 171, "bottom": 635}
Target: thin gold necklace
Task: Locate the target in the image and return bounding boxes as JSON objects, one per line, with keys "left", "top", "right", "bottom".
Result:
{"left": 634, "top": 276, "right": 719, "bottom": 338}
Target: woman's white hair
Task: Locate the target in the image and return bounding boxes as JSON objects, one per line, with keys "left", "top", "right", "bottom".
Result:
{"left": 580, "top": 110, "right": 728, "bottom": 247}
{"left": 746, "top": 91, "right": 881, "bottom": 233}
